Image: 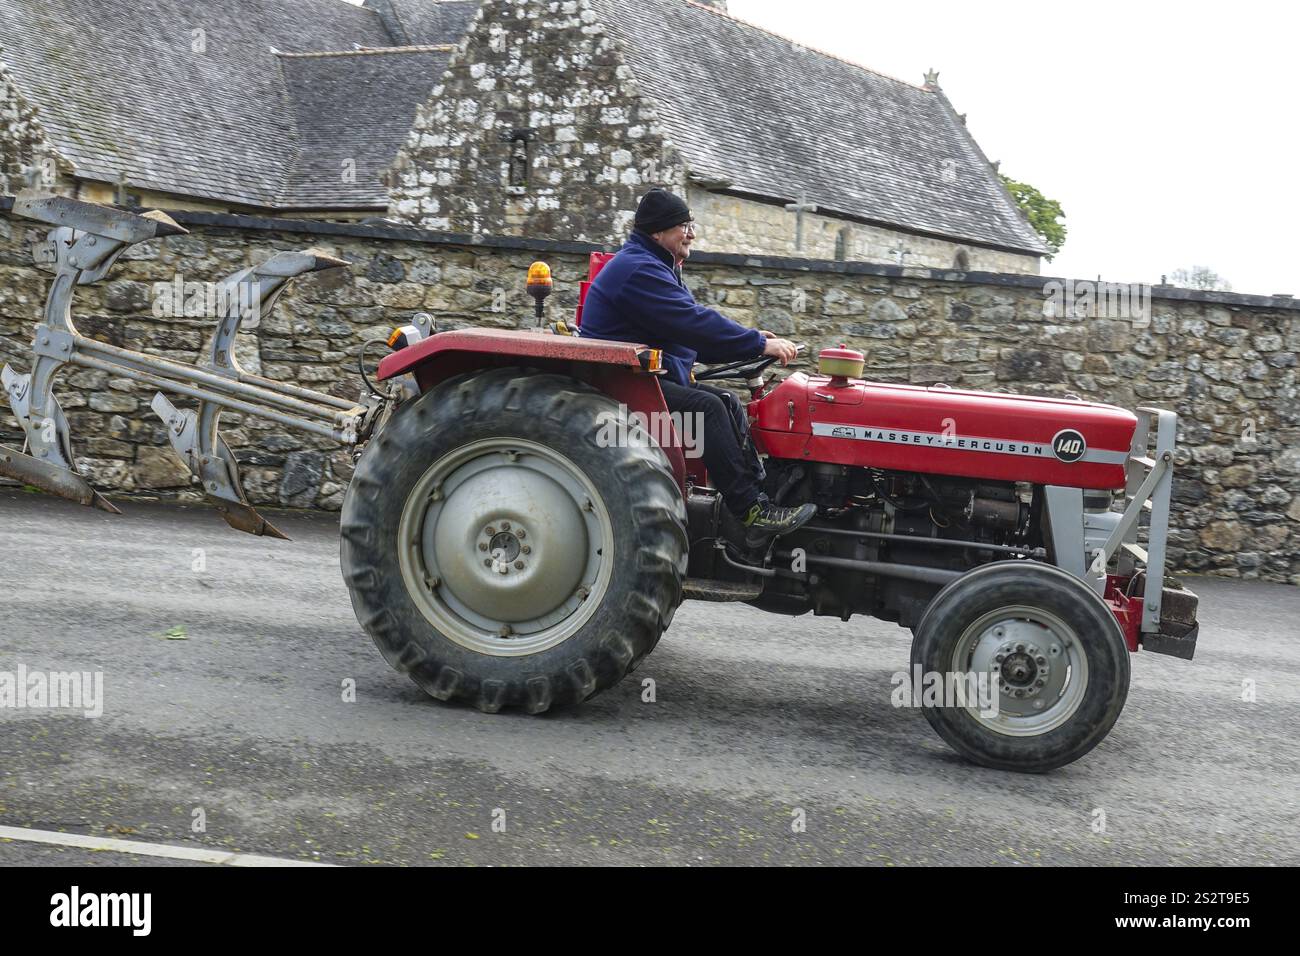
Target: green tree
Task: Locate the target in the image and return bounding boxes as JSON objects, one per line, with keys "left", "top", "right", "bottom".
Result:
{"left": 1169, "top": 266, "right": 1232, "bottom": 292}
{"left": 999, "top": 174, "right": 1066, "bottom": 259}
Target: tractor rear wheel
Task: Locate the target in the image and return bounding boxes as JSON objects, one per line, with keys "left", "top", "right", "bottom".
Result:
{"left": 909, "top": 561, "right": 1130, "bottom": 773}
{"left": 340, "top": 367, "right": 687, "bottom": 713}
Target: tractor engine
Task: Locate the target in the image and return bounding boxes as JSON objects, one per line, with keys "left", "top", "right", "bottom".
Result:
{"left": 686, "top": 460, "right": 1042, "bottom": 628}
{"left": 736, "top": 462, "right": 1039, "bottom": 628}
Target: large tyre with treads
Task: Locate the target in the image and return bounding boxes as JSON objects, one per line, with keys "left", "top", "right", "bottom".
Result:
{"left": 910, "top": 560, "right": 1130, "bottom": 773}
{"left": 340, "top": 366, "right": 687, "bottom": 713}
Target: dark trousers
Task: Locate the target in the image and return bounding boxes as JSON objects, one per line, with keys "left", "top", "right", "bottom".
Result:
{"left": 659, "top": 379, "right": 765, "bottom": 516}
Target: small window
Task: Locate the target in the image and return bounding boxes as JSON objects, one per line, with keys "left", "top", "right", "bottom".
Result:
{"left": 834, "top": 226, "right": 851, "bottom": 261}
{"left": 509, "top": 137, "right": 529, "bottom": 187}
{"left": 501, "top": 127, "right": 537, "bottom": 189}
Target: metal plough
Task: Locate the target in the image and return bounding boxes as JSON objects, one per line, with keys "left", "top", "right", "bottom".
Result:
{"left": 0, "top": 195, "right": 387, "bottom": 538}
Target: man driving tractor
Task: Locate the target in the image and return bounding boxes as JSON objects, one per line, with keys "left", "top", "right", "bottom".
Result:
{"left": 579, "top": 187, "right": 817, "bottom": 548}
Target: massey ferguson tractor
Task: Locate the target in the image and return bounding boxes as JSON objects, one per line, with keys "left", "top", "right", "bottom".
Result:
{"left": 1, "top": 196, "right": 1200, "bottom": 772}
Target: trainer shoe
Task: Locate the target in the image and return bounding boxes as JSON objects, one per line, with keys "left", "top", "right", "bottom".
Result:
{"left": 742, "top": 500, "right": 818, "bottom": 549}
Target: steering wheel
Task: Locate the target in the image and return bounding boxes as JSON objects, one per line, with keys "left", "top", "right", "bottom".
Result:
{"left": 694, "top": 344, "right": 806, "bottom": 382}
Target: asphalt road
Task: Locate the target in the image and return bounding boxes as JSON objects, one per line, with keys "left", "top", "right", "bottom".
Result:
{"left": 1, "top": 488, "right": 1297, "bottom": 866}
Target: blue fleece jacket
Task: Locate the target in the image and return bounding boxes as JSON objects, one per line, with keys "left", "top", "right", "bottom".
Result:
{"left": 578, "top": 230, "right": 766, "bottom": 386}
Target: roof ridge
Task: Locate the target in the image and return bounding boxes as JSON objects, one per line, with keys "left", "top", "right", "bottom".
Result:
{"left": 271, "top": 53, "right": 307, "bottom": 208}
{"left": 276, "top": 44, "right": 456, "bottom": 58}
{"left": 388, "top": 0, "right": 415, "bottom": 45}
{"left": 677, "top": 0, "right": 926, "bottom": 91}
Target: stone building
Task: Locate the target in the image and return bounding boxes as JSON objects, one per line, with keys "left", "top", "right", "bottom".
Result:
{"left": 387, "top": 0, "right": 1048, "bottom": 271}
{"left": 0, "top": 0, "right": 477, "bottom": 215}
{"left": 0, "top": 0, "right": 1046, "bottom": 271}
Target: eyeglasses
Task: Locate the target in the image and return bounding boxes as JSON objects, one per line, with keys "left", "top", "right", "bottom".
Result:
{"left": 679, "top": 221, "right": 697, "bottom": 236}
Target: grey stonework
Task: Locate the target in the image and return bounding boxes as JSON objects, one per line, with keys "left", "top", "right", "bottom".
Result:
{"left": 387, "top": 0, "right": 1044, "bottom": 273}
{"left": 1, "top": 205, "right": 1297, "bottom": 585}
{"left": 687, "top": 188, "right": 1042, "bottom": 275}
{"left": 388, "top": 0, "right": 688, "bottom": 239}
{"left": 0, "top": 54, "right": 69, "bottom": 197}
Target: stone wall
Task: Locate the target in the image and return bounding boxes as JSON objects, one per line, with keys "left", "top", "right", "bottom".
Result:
{"left": 686, "top": 188, "right": 1042, "bottom": 275}
{"left": 1, "top": 202, "right": 1297, "bottom": 584}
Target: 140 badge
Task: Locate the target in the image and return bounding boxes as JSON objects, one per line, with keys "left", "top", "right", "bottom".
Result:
{"left": 1051, "top": 428, "right": 1087, "bottom": 463}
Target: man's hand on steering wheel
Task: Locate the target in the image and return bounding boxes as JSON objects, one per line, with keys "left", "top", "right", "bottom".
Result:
{"left": 762, "top": 336, "right": 799, "bottom": 365}
{"left": 693, "top": 342, "right": 805, "bottom": 382}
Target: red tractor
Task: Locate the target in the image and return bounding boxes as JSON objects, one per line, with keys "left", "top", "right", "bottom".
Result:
{"left": 1, "top": 197, "right": 1199, "bottom": 773}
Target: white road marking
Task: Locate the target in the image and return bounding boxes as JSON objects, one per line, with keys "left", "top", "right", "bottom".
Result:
{"left": 0, "top": 825, "right": 334, "bottom": 866}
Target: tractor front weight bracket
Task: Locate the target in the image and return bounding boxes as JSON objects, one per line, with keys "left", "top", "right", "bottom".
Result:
{"left": 0, "top": 194, "right": 385, "bottom": 539}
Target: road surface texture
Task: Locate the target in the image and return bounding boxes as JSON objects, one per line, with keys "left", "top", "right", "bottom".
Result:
{"left": 2, "top": 489, "right": 1296, "bottom": 866}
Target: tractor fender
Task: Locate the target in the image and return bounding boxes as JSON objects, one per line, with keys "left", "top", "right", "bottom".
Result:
{"left": 376, "top": 328, "right": 689, "bottom": 489}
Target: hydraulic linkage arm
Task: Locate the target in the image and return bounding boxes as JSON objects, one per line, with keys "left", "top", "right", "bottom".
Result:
{"left": 0, "top": 194, "right": 386, "bottom": 539}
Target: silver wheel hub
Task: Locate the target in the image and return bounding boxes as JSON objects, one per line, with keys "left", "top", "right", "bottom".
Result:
{"left": 397, "top": 438, "right": 613, "bottom": 657}
{"left": 953, "top": 606, "right": 1088, "bottom": 736}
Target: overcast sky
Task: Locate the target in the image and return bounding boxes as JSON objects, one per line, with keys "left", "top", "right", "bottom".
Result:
{"left": 731, "top": 0, "right": 1298, "bottom": 295}
{"left": 347, "top": 0, "right": 1297, "bottom": 294}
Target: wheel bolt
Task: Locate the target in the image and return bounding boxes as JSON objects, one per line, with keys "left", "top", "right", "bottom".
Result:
{"left": 1036, "top": 656, "right": 1046, "bottom": 665}
{"left": 1015, "top": 643, "right": 1025, "bottom": 653}
{"left": 478, "top": 542, "right": 488, "bottom": 551}
{"left": 501, "top": 521, "right": 511, "bottom": 531}
{"left": 521, "top": 545, "right": 531, "bottom": 554}
{"left": 994, "top": 654, "right": 1004, "bottom": 663}
{"left": 516, "top": 529, "right": 526, "bottom": 539}
{"left": 485, "top": 526, "right": 496, "bottom": 536}
{"left": 483, "top": 558, "right": 492, "bottom": 567}
{"left": 514, "top": 561, "right": 524, "bottom": 570}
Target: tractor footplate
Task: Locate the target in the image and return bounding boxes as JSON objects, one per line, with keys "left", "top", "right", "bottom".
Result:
{"left": 682, "top": 578, "right": 763, "bottom": 602}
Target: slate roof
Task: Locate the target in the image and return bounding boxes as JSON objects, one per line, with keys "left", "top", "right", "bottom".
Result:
{"left": 0, "top": 0, "right": 1043, "bottom": 252}
{"left": 589, "top": 0, "right": 1048, "bottom": 255}
{"left": 371, "top": 0, "right": 481, "bottom": 46}
{"left": 0, "top": 0, "right": 473, "bottom": 210}
{"left": 279, "top": 47, "right": 454, "bottom": 208}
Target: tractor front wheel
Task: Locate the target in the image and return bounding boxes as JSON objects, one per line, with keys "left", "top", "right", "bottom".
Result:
{"left": 909, "top": 561, "right": 1130, "bottom": 773}
{"left": 340, "top": 367, "right": 687, "bottom": 713}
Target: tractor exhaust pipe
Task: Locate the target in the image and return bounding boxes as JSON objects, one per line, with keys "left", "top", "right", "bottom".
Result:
{"left": 773, "top": 550, "right": 963, "bottom": 587}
